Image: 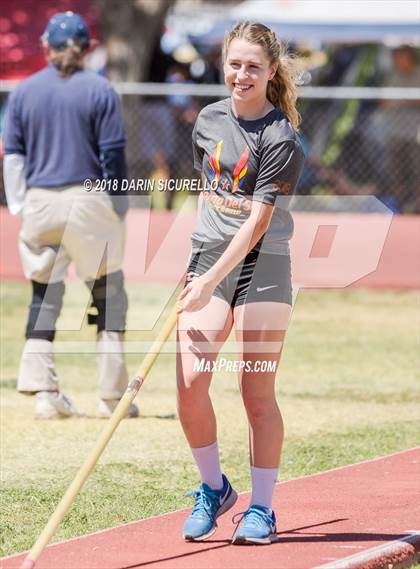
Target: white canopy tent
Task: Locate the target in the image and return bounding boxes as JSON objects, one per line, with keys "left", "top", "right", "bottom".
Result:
{"left": 231, "top": 0, "right": 418, "bottom": 24}
{"left": 230, "top": 0, "right": 419, "bottom": 43}
{"left": 191, "top": 0, "right": 419, "bottom": 46}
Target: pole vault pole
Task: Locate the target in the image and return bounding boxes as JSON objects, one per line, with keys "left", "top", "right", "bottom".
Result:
{"left": 20, "top": 306, "right": 179, "bottom": 569}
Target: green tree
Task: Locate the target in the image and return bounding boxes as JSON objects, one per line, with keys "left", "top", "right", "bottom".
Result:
{"left": 95, "top": 0, "right": 176, "bottom": 81}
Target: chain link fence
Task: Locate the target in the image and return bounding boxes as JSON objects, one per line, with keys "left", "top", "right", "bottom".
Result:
{"left": 1, "top": 83, "right": 419, "bottom": 213}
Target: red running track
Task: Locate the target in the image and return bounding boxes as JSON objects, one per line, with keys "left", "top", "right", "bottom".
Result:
{"left": 1, "top": 208, "right": 419, "bottom": 290}
{"left": 2, "top": 448, "right": 419, "bottom": 569}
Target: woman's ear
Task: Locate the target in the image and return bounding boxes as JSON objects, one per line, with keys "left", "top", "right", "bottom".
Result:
{"left": 268, "top": 64, "right": 278, "bottom": 81}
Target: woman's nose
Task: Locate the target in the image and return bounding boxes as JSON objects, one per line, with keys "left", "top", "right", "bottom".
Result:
{"left": 236, "top": 66, "right": 248, "bottom": 80}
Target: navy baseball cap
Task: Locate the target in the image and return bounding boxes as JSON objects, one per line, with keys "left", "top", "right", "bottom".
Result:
{"left": 41, "top": 11, "right": 90, "bottom": 49}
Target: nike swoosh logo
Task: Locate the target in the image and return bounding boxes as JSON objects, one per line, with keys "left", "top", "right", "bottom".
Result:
{"left": 256, "top": 285, "right": 279, "bottom": 292}
{"left": 221, "top": 486, "right": 230, "bottom": 502}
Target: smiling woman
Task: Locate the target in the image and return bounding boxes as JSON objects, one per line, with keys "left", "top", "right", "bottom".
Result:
{"left": 223, "top": 21, "right": 301, "bottom": 127}
{"left": 224, "top": 38, "right": 277, "bottom": 117}
{"left": 176, "top": 21, "right": 305, "bottom": 545}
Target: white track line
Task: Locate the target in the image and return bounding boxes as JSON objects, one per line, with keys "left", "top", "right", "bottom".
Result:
{"left": 1, "top": 447, "right": 419, "bottom": 562}
{"left": 313, "top": 532, "right": 420, "bottom": 569}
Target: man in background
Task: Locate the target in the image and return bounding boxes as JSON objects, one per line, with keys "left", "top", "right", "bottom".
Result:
{"left": 3, "top": 11, "right": 138, "bottom": 419}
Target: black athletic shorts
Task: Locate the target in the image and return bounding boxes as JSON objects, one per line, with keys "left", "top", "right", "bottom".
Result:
{"left": 185, "top": 244, "right": 292, "bottom": 308}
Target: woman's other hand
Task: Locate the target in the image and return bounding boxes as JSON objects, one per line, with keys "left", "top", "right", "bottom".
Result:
{"left": 177, "top": 274, "right": 216, "bottom": 313}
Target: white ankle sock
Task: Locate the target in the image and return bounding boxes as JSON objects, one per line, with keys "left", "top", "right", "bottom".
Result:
{"left": 190, "top": 441, "right": 224, "bottom": 490}
{"left": 250, "top": 466, "right": 279, "bottom": 509}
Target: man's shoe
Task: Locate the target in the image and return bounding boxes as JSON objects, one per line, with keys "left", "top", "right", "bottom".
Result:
{"left": 97, "top": 399, "right": 139, "bottom": 419}
{"left": 183, "top": 474, "right": 237, "bottom": 541}
{"left": 35, "top": 391, "right": 82, "bottom": 419}
{"left": 232, "top": 504, "right": 277, "bottom": 545}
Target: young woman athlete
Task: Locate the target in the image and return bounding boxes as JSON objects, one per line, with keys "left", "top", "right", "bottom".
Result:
{"left": 176, "top": 22, "right": 305, "bottom": 545}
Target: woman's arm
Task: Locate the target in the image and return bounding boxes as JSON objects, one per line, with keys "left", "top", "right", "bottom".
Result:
{"left": 178, "top": 200, "right": 274, "bottom": 313}
{"left": 207, "top": 200, "right": 274, "bottom": 283}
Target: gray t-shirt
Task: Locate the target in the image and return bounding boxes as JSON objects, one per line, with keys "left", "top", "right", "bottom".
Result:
{"left": 191, "top": 98, "right": 305, "bottom": 255}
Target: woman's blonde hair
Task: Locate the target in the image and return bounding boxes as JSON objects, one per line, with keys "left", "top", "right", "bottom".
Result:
{"left": 223, "top": 21, "right": 301, "bottom": 129}
{"left": 47, "top": 43, "right": 85, "bottom": 77}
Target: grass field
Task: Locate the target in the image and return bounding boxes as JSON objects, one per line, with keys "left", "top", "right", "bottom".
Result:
{"left": 0, "top": 281, "right": 419, "bottom": 557}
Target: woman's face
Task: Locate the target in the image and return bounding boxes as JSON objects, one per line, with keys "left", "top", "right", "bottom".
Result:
{"left": 224, "top": 38, "right": 276, "bottom": 106}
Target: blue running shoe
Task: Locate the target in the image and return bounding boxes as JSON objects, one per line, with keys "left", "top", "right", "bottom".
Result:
{"left": 183, "top": 474, "right": 237, "bottom": 541}
{"left": 232, "top": 504, "right": 277, "bottom": 545}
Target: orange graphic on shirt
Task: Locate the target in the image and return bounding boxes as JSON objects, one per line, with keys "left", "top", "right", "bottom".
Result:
{"left": 232, "top": 146, "right": 250, "bottom": 192}
{"left": 208, "top": 140, "right": 223, "bottom": 185}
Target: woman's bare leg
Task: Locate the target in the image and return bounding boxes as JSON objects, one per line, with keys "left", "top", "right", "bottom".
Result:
{"left": 234, "top": 302, "right": 291, "bottom": 468}
{"left": 177, "top": 296, "right": 232, "bottom": 448}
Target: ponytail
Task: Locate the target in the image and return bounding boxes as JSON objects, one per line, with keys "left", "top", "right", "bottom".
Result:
{"left": 267, "top": 45, "right": 300, "bottom": 130}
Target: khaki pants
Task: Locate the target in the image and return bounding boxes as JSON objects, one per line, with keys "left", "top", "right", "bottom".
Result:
{"left": 17, "top": 186, "right": 128, "bottom": 399}
{"left": 19, "top": 186, "right": 125, "bottom": 283}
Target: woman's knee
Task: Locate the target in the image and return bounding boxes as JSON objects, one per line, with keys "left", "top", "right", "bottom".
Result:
{"left": 177, "top": 372, "right": 210, "bottom": 407}
{"left": 241, "top": 390, "right": 280, "bottom": 423}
